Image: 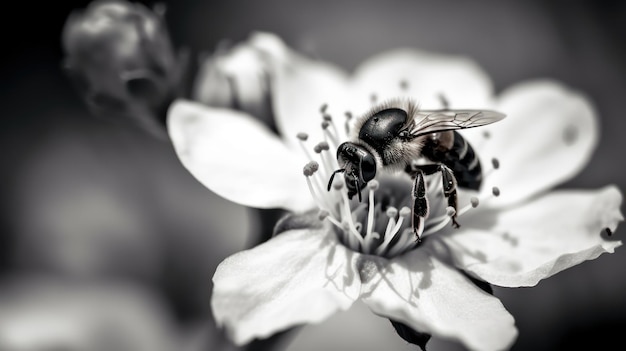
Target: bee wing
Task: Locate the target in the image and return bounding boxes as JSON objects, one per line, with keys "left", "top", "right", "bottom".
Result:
{"left": 410, "top": 109, "right": 505, "bottom": 137}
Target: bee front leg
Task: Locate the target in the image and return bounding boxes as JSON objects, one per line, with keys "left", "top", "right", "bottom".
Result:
{"left": 412, "top": 170, "right": 429, "bottom": 242}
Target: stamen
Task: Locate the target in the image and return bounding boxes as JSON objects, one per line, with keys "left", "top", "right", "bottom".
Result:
{"left": 386, "top": 228, "right": 414, "bottom": 257}
{"left": 321, "top": 121, "right": 340, "bottom": 147}
{"left": 318, "top": 210, "right": 329, "bottom": 221}
{"left": 332, "top": 177, "right": 344, "bottom": 191}
{"left": 320, "top": 103, "right": 328, "bottom": 114}
{"left": 341, "top": 220, "right": 357, "bottom": 248}
{"left": 311, "top": 168, "right": 336, "bottom": 215}
{"left": 383, "top": 207, "right": 398, "bottom": 241}
{"left": 344, "top": 111, "right": 353, "bottom": 135}
{"left": 422, "top": 206, "right": 458, "bottom": 237}
{"left": 303, "top": 161, "right": 328, "bottom": 212}
{"left": 297, "top": 132, "right": 314, "bottom": 161}
{"left": 491, "top": 158, "right": 500, "bottom": 170}
{"left": 365, "top": 180, "right": 379, "bottom": 238}
{"left": 322, "top": 113, "right": 342, "bottom": 148}
{"left": 391, "top": 207, "right": 411, "bottom": 237}
{"left": 445, "top": 206, "right": 456, "bottom": 218}
{"left": 492, "top": 187, "right": 501, "bottom": 197}
{"left": 314, "top": 141, "right": 335, "bottom": 181}
{"left": 375, "top": 207, "right": 409, "bottom": 255}
{"left": 336, "top": 181, "right": 366, "bottom": 248}
{"left": 296, "top": 132, "right": 308, "bottom": 141}
{"left": 471, "top": 197, "right": 479, "bottom": 208}
{"left": 302, "top": 161, "right": 318, "bottom": 177}
{"left": 399, "top": 80, "right": 409, "bottom": 91}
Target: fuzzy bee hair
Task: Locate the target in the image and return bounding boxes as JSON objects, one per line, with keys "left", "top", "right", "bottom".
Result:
{"left": 349, "top": 98, "right": 428, "bottom": 173}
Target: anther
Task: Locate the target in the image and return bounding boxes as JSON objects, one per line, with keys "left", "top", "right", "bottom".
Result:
{"left": 318, "top": 210, "right": 329, "bottom": 220}
{"left": 323, "top": 114, "right": 332, "bottom": 122}
{"left": 399, "top": 80, "right": 409, "bottom": 91}
{"left": 483, "top": 131, "right": 491, "bottom": 139}
{"left": 303, "top": 161, "right": 319, "bottom": 176}
{"left": 320, "top": 103, "right": 328, "bottom": 114}
{"left": 297, "top": 132, "right": 314, "bottom": 161}
{"left": 491, "top": 158, "right": 500, "bottom": 170}
{"left": 492, "top": 186, "right": 501, "bottom": 197}
{"left": 471, "top": 197, "right": 479, "bottom": 208}
{"left": 345, "top": 111, "right": 353, "bottom": 120}
{"left": 399, "top": 207, "right": 411, "bottom": 217}
{"left": 368, "top": 180, "right": 380, "bottom": 191}
{"left": 313, "top": 144, "right": 323, "bottom": 154}
{"left": 446, "top": 206, "right": 456, "bottom": 217}
{"left": 386, "top": 207, "right": 398, "bottom": 218}
{"left": 332, "top": 178, "right": 345, "bottom": 190}
{"left": 370, "top": 93, "right": 378, "bottom": 104}
{"left": 321, "top": 121, "right": 330, "bottom": 130}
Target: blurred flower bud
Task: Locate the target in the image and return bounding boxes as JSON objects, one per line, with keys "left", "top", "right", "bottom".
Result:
{"left": 193, "top": 32, "right": 289, "bottom": 132}
{"left": 62, "top": 0, "right": 188, "bottom": 139}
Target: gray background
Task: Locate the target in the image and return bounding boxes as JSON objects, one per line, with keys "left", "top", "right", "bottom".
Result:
{"left": 1, "top": 0, "right": 624, "bottom": 350}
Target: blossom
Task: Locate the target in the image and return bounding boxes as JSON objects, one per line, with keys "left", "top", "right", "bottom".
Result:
{"left": 192, "top": 33, "right": 288, "bottom": 131}
{"left": 166, "top": 33, "right": 623, "bottom": 350}
{"left": 62, "top": 0, "right": 188, "bottom": 138}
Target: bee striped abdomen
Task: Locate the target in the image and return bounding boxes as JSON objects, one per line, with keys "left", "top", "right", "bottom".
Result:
{"left": 421, "top": 131, "right": 482, "bottom": 191}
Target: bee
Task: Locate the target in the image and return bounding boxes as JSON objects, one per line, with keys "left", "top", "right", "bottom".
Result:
{"left": 327, "top": 99, "right": 505, "bottom": 241}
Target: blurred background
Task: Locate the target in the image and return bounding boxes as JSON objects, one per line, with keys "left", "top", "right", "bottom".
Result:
{"left": 1, "top": 0, "right": 625, "bottom": 350}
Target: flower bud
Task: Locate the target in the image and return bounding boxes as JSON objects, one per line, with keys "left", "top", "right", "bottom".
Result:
{"left": 62, "top": 0, "right": 188, "bottom": 139}
{"left": 193, "top": 32, "right": 288, "bottom": 132}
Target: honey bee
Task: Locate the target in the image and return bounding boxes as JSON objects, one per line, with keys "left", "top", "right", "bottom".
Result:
{"left": 327, "top": 100, "right": 505, "bottom": 241}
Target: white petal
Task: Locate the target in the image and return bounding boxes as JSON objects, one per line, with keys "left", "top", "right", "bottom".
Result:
{"left": 358, "top": 249, "right": 517, "bottom": 351}
{"left": 211, "top": 228, "right": 360, "bottom": 345}
{"left": 476, "top": 80, "right": 599, "bottom": 207}
{"left": 270, "top": 48, "right": 351, "bottom": 148}
{"left": 443, "top": 186, "right": 623, "bottom": 287}
{"left": 167, "top": 99, "right": 314, "bottom": 212}
{"left": 351, "top": 49, "right": 494, "bottom": 110}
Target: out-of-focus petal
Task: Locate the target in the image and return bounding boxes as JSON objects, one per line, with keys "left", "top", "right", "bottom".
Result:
{"left": 0, "top": 278, "right": 180, "bottom": 351}
{"left": 167, "top": 99, "right": 314, "bottom": 211}
{"left": 211, "top": 228, "right": 361, "bottom": 345}
{"left": 270, "top": 48, "right": 351, "bottom": 147}
{"left": 192, "top": 32, "right": 285, "bottom": 130}
{"left": 472, "top": 80, "right": 599, "bottom": 207}
{"left": 358, "top": 249, "right": 517, "bottom": 351}
{"left": 351, "top": 49, "right": 495, "bottom": 110}
{"left": 443, "top": 186, "right": 623, "bottom": 287}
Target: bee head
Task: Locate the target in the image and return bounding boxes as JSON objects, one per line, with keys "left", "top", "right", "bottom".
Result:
{"left": 327, "top": 142, "right": 377, "bottom": 201}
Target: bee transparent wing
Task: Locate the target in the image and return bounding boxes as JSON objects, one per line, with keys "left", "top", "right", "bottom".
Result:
{"left": 410, "top": 109, "right": 506, "bottom": 137}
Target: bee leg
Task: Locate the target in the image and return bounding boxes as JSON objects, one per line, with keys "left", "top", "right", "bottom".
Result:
{"left": 407, "top": 163, "right": 460, "bottom": 229}
{"left": 439, "top": 164, "right": 460, "bottom": 228}
{"left": 412, "top": 170, "right": 429, "bottom": 242}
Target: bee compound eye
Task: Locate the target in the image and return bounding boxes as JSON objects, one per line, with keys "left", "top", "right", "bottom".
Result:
{"left": 360, "top": 153, "right": 377, "bottom": 182}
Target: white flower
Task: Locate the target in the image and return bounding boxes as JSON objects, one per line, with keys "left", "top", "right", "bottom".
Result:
{"left": 166, "top": 33, "right": 623, "bottom": 351}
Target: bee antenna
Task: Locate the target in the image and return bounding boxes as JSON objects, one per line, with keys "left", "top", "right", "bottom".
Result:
{"left": 327, "top": 169, "right": 346, "bottom": 191}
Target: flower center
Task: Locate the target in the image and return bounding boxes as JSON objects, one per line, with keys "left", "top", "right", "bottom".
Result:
{"left": 300, "top": 101, "right": 501, "bottom": 258}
